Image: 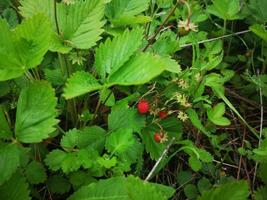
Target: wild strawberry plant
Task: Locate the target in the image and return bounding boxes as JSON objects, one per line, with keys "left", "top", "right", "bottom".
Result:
{"left": 0, "top": 0, "right": 267, "bottom": 199}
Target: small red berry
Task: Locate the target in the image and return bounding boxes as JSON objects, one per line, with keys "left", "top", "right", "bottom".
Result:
{"left": 159, "top": 111, "right": 168, "bottom": 119}
{"left": 154, "top": 132, "right": 162, "bottom": 143}
{"left": 137, "top": 99, "right": 150, "bottom": 114}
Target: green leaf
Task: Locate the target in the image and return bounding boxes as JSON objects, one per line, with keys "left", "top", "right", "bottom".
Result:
{"left": 247, "top": 0, "right": 267, "bottom": 23}
{"left": 68, "top": 176, "right": 175, "bottom": 200}
{"left": 25, "top": 161, "right": 46, "bottom": 184}
{"left": 48, "top": 175, "right": 71, "bottom": 195}
{"left": 15, "top": 81, "right": 58, "bottom": 143}
{"left": 63, "top": 71, "right": 102, "bottom": 99}
{"left": 57, "top": 0, "right": 106, "bottom": 49}
{"left": 255, "top": 187, "right": 267, "bottom": 200}
{"left": 108, "top": 103, "right": 146, "bottom": 133}
{"left": 13, "top": 13, "right": 52, "bottom": 69}
{"left": 206, "top": 0, "right": 241, "bottom": 20}
{"left": 186, "top": 108, "right": 211, "bottom": 137}
{"left": 207, "top": 103, "right": 231, "bottom": 126}
{"left": 0, "top": 14, "right": 52, "bottom": 81}
{"left": 189, "top": 155, "right": 202, "bottom": 171}
{"left": 0, "top": 172, "right": 30, "bottom": 200}
{"left": 198, "top": 181, "right": 249, "bottom": 200}
{"left": 0, "top": 144, "right": 21, "bottom": 185}
{"left": 106, "top": 0, "right": 150, "bottom": 19}
{"left": 111, "top": 15, "right": 152, "bottom": 26}
{"left": 108, "top": 53, "right": 170, "bottom": 85}
{"left": 20, "top": 0, "right": 106, "bottom": 50}
{"left": 45, "top": 149, "right": 67, "bottom": 171}
{"left": 0, "top": 105, "right": 12, "bottom": 139}
{"left": 95, "top": 28, "right": 144, "bottom": 81}
{"left": 105, "top": 128, "right": 135, "bottom": 156}
{"left": 61, "top": 126, "right": 106, "bottom": 153}
{"left": 184, "top": 184, "right": 199, "bottom": 199}
{"left": 250, "top": 24, "right": 267, "bottom": 43}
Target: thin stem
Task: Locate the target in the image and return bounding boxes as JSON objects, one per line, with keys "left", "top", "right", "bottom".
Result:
{"left": 143, "top": 0, "right": 180, "bottom": 51}
{"left": 252, "top": 69, "right": 264, "bottom": 188}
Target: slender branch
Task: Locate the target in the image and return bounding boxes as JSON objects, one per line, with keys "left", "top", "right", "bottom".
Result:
{"left": 145, "top": 137, "right": 176, "bottom": 181}
{"left": 180, "top": 27, "right": 266, "bottom": 48}
{"left": 143, "top": 0, "right": 180, "bottom": 51}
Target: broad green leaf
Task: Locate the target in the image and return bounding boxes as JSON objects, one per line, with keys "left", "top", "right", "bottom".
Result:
{"left": 20, "top": 0, "right": 106, "bottom": 49}
{"left": 48, "top": 175, "right": 71, "bottom": 195}
{"left": 106, "top": 0, "right": 150, "bottom": 19}
{"left": 68, "top": 176, "right": 175, "bottom": 200}
{"left": 57, "top": 0, "right": 106, "bottom": 49}
{"left": 61, "top": 126, "right": 106, "bottom": 153}
{"left": 19, "top": 0, "right": 54, "bottom": 23}
{"left": 108, "top": 53, "right": 170, "bottom": 85}
{"left": 108, "top": 103, "right": 146, "bottom": 133}
{"left": 207, "top": 103, "right": 231, "bottom": 126}
{"left": 111, "top": 15, "right": 152, "bottom": 26}
{"left": 15, "top": 81, "right": 59, "bottom": 143}
{"left": 105, "top": 128, "right": 135, "bottom": 155}
{"left": 0, "top": 14, "right": 52, "bottom": 81}
{"left": 253, "top": 138, "right": 267, "bottom": 162}
{"left": 25, "top": 161, "right": 46, "bottom": 184}
{"left": 200, "top": 52, "right": 223, "bottom": 71}
{"left": 0, "top": 144, "right": 21, "bottom": 185}
{"left": 206, "top": 0, "right": 241, "bottom": 20}
{"left": 247, "top": 0, "right": 267, "bottom": 23}
{"left": 63, "top": 71, "right": 103, "bottom": 99}
{"left": 0, "top": 172, "right": 30, "bottom": 200}
{"left": 198, "top": 180, "right": 249, "bottom": 200}
{"left": 95, "top": 28, "right": 144, "bottom": 81}
{"left": 0, "top": 105, "right": 12, "bottom": 139}
{"left": 186, "top": 108, "right": 211, "bottom": 137}
{"left": 250, "top": 24, "right": 267, "bottom": 43}
{"left": 45, "top": 149, "right": 67, "bottom": 171}
{"left": 13, "top": 13, "right": 52, "bottom": 68}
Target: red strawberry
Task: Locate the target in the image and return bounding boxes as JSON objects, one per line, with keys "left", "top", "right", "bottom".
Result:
{"left": 137, "top": 99, "right": 150, "bottom": 114}
{"left": 154, "top": 132, "right": 162, "bottom": 143}
{"left": 159, "top": 111, "right": 168, "bottom": 119}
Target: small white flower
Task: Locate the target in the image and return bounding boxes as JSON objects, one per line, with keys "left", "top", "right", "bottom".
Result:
{"left": 178, "top": 19, "right": 198, "bottom": 32}
{"left": 177, "top": 111, "right": 188, "bottom": 122}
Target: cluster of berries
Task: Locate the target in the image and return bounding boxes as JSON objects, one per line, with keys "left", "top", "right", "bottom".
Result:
{"left": 137, "top": 99, "right": 167, "bottom": 143}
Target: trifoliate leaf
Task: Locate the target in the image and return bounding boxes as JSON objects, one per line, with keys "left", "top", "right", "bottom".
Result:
{"left": 25, "top": 161, "right": 46, "bottom": 184}
{"left": 0, "top": 172, "right": 30, "bottom": 200}
{"left": 15, "top": 81, "right": 59, "bottom": 143}
{"left": 63, "top": 71, "right": 102, "bottom": 99}
{"left": 0, "top": 144, "right": 21, "bottom": 185}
